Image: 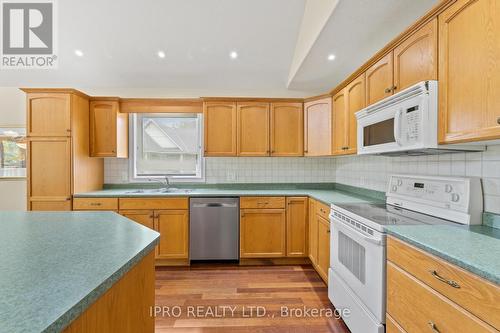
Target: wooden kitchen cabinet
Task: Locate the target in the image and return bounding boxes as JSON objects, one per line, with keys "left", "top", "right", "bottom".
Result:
{"left": 119, "top": 210, "right": 155, "bottom": 229}
{"left": 237, "top": 102, "right": 270, "bottom": 156}
{"left": 308, "top": 199, "right": 318, "bottom": 264}
{"left": 27, "top": 137, "right": 72, "bottom": 210}
{"left": 27, "top": 93, "right": 71, "bottom": 137}
{"left": 286, "top": 197, "right": 308, "bottom": 257}
{"left": 240, "top": 208, "right": 286, "bottom": 258}
{"left": 304, "top": 97, "right": 332, "bottom": 156}
{"left": 203, "top": 102, "right": 237, "bottom": 156}
{"left": 438, "top": 0, "right": 500, "bottom": 144}
{"left": 366, "top": 52, "right": 394, "bottom": 105}
{"left": 393, "top": 18, "right": 437, "bottom": 92}
{"left": 316, "top": 216, "right": 330, "bottom": 283}
{"left": 155, "top": 210, "right": 189, "bottom": 259}
{"left": 270, "top": 103, "right": 303, "bottom": 156}
{"left": 332, "top": 74, "right": 365, "bottom": 155}
{"left": 89, "top": 100, "right": 128, "bottom": 158}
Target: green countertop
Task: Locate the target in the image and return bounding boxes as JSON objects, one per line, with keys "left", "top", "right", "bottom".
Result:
{"left": 0, "top": 211, "right": 159, "bottom": 333}
{"left": 386, "top": 224, "right": 500, "bottom": 285}
{"left": 73, "top": 186, "right": 384, "bottom": 207}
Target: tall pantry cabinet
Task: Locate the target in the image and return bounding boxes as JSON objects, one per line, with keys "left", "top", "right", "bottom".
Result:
{"left": 24, "top": 89, "right": 104, "bottom": 211}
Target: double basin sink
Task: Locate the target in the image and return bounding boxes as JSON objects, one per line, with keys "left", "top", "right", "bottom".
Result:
{"left": 124, "top": 188, "right": 193, "bottom": 194}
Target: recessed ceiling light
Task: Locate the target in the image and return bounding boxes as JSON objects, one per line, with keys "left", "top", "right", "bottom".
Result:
{"left": 74, "top": 49, "right": 84, "bottom": 57}
{"left": 157, "top": 51, "right": 166, "bottom": 59}
{"left": 328, "top": 54, "right": 336, "bottom": 61}
{"left": 229, "top": 51, "right": 238, "bottom": 59}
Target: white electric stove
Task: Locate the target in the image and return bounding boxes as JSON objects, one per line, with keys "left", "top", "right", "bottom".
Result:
{"left": 328, "top": 174, "right": 483, "bottom": 333}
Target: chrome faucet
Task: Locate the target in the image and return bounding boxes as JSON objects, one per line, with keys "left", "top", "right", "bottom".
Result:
{"left": 148, "top": 176, "right": 170, "bottom": 190}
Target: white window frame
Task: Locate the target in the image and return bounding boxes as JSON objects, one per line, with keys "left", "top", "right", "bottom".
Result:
{"left": 129, "top": 113, "right": 205, "bottom": 183}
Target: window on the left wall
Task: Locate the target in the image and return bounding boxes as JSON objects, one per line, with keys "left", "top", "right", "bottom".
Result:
{"left": 0, "top": 127, "right": 26, "bottom": 178}
{"left": 131, "top": 113, "right": 203, "bottom": 180}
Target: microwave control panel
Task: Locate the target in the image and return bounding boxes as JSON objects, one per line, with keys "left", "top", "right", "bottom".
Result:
{"left": 403, "top": 105, "right": 420, "bottom": 143}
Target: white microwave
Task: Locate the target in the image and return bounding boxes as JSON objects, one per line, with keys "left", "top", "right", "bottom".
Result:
{"left": 355, "top": 81, "right": 484, "bottom": 156}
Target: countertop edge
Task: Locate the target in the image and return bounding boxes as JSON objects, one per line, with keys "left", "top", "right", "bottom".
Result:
{"left": 386, "top": 231, "right": 499, "bottom": 285}
{"left": 43, "top": 236, "right": 159, "bottom": 333}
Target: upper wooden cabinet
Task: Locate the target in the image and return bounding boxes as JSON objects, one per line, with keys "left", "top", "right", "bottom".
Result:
{"left": 286, "top": 197, "right": 308, "bottom": 257}
{"left": 27, "top": 93, "right": 71, "bottom": 137}
{"left": 438, "top": 0, "right": 500, "bottom": 144}
{"left": 270, "top": 103, "right": 303, "bottom": 156}
{"left": 332, "top": 74, "right": 365, "bottom": 155}
{"left": 203, "top": 102, "right": 237, "bottom": 156}
{"left": 89, "top": 100, "right": 128, "bottom": 158}
{"left": 366, "top": 52, "right": 394, "bottom": 105}
{"left": 394, "top": 19, "right": 437, "bottom": 92}
{"left": 237, "top": 102, "right": 270, "bottom": 156}
{"left": 304, "top": 97, "right": 332, "bottom": 156}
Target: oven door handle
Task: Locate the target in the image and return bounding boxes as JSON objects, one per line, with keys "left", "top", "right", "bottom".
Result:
{"left": 332, "top": 218, "right": 384, "bottom": 246}
{"left": 394, "top": 108, "right": 403, "bottom": 146}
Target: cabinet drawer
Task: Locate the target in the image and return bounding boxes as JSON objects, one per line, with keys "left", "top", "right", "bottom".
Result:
{"left": 119, "top": 198, "right": 188, "bottom": 210}
{"left": 315, "top": 200, "right": 330, "bottom": 220}
{"left": 240, "top": 197, "right": 285, "bottom": 209}
{"left": 387, "top": 262, "right": 496, "bottom": 333}
{"left": 388, "top": 237, "right": 500, "bottom": 329}
{"left": 73, "top": 198, "right": 118, "bottom": 210}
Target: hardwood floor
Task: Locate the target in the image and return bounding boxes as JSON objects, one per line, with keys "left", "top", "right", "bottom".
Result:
{"left": 154, "top": 264, "right": 350, "bottom": 332}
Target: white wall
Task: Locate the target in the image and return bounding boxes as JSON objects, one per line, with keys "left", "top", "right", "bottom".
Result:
{"left": 0, "top": 87, "right": 26, "bottom": 210}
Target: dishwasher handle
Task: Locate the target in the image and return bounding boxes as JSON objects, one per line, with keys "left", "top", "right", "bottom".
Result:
{"left": 191, "top": 203, "right": 238, "bottom": 208}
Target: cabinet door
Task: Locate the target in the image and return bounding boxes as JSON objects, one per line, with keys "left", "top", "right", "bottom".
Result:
{"left": 286, "top": 197, "right": 308, "bottom": 257}
{"left": 304, "top": 98, "right": 332, "bottom": 156}
{"left": 237, "top": 102, "right": 270, "bottom": 156}
{"left": 27, "top": 93, "right": 71, "bottom": 137}
{"left": 240, "top": 209, "right": 286, "bottom": 258}
{"left": 308, "top": 199, "right": 318, "bottom": 265}
{"left": 270, "top": 103, "right": 303, "bottom": 156}
{"left": 366, "top": 52, "right": 394, "bottom": 105}
{"left": 438, "top": 0, "right": 500, "bottom": 143}
{"left": 28, "top": 137, "right": 72, "bottom": 210}
{"left": 394, "top": 18, "right": 437, "bottom": 92}
{"left": 345, "top": 74, "right": 365, "bottom": 154}
{"left": 203, "top": 102, "right": 237, "bottom": 156}
{"left": 90, "top": 100, "right": 128, "bottom": 158}
{"left": 120, "top": 210, "right": 155, "bottom": 229}
{"left": 332, "top": 89, "right": 347, "bottom": 155}
{"left": 316, "top": 216, "right": 330, "bottom": 284}
{"left": 155, "top": 210, "right": 189, "bottom": 259}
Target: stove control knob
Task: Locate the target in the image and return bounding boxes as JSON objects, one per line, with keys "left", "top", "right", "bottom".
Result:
{"left": 451, "top": 193, "right": 460, "bottom": 202}
{"left": 445, "top": 184, "right": 453, "bottom": 193}
{"left": 392, "top": 185, "right": 398, "bottom": 192}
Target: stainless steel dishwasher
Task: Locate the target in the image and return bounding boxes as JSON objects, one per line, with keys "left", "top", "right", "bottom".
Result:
{"left": 189, "top": 198, "right": 239, "bottom": 261}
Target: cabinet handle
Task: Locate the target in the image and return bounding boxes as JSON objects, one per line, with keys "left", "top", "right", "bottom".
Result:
{"left": 429, "top": 270, "right": 460, "bottom": 288}
{"left": 66, "top": 197, "right": 71, "bottom": 201}
{"left": 66, "top": 129, "right": 71, "bottom": 132}
{"left": 428, "top": 321, "right": 441, "bottom": 333}
{"left": 304, "top": 150, "right": 308, "bottom": 153}
{"left": 149, "top": 214, "right": 154, "bottom": 219}
{"left": 385, "top": 87, "right": 392, "bottom": 93}
{"left": 497, "top": 117, "right": 500, "bottom": 125}
{"left": 327, "top": 229, "right": 330, "bottom": 234}
{"left": 90, "top": 202, "right": 102, "bottom": 206}
{"left": 392, "top": 85, "right": 398, "bottom": 92}
{"left": 241, "top": 212, "right": 245, "bottom": 218}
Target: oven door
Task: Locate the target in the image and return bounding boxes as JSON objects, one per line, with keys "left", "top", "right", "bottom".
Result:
{"left": 330, "top": 217, "right": 386, "bottom": 322}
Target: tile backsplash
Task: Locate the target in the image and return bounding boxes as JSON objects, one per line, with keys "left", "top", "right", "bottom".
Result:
{"left": 104, "top": 145, "right": 500, "bottom": 214}
{"left": 335, "top": 145, "right": 500, "bottom": 214}
{"left": 104, "top": 157, "right": 337, "bottom": 184}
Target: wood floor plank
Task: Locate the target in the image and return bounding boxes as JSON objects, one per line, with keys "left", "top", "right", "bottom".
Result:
{"left": 154, "top": 264, "right": 349, "bottom": 333}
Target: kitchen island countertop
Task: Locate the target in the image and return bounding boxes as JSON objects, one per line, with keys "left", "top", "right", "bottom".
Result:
{"left": 0, "top": 211, "right": 159, "bottom": 333}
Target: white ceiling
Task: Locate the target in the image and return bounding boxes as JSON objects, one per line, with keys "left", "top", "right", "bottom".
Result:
{"left": 0, "top": 0, "right": 439, "bottom": 97}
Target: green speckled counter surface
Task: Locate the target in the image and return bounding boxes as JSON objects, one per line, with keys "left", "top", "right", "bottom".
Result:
{"left": 0, "top": 211, "right": 159, "bottom": 333}
{"left": 73, "top": 183, "right": 385, "bottom": 206}
{"left": 386, "top": 224, "right": 500, "bottom": 285}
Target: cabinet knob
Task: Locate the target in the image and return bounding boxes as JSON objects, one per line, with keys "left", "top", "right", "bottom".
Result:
{"left": 497, "top": 117, "right": 500, "bottom": 125}
{"left": 304, "top": 150, "right": 308, "bottom": 153}
{"left": 428, "top": 321, "right": 441, "bottom": 333}
{"left": 385, "top": 87, "right": 392, "bottom": 94}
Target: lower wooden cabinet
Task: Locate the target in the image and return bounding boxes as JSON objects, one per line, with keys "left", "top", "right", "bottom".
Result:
{"left": 308, "top": 199, "right": 318, "bottom": 264}
{"left": 286, "top": 197, "right": 308, "bottom": 257}
{"left": 119, "top": 210, "right": 155, "bottom": 229}
{"left": 240, "top": 208, "right": 286, "bottom": 258}
{"left": 155, "top": 210, "right": 189, "bottom": 259}
{"left": 316, "top": 216, "right": 330, "bottom": 283}
{"left": 387, "top": 237, "right": 500, "bottom": 332}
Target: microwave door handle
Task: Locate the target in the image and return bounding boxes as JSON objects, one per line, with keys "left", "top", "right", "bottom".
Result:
{"left": 394, "top": 108, "right": 403, "bottom": 146}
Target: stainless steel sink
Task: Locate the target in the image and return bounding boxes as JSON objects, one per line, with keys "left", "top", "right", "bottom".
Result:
{"left": 124, "top": 188, "right": 193, "bottom": 194}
